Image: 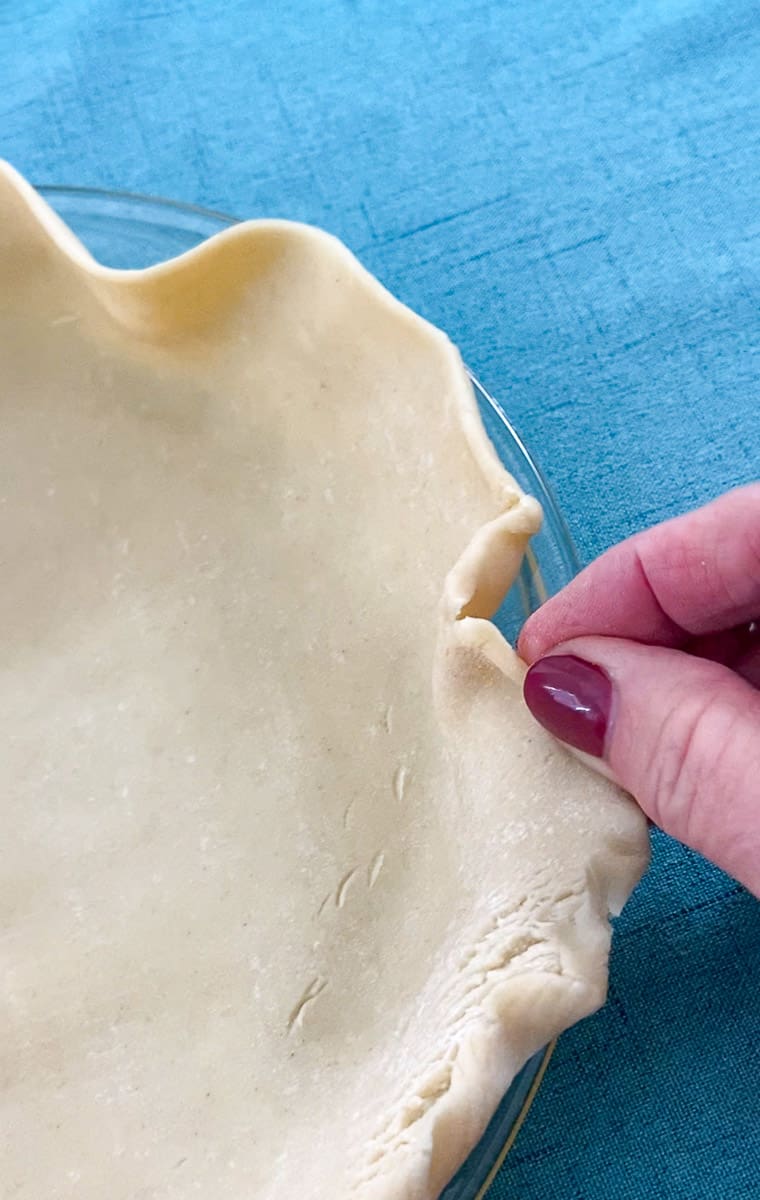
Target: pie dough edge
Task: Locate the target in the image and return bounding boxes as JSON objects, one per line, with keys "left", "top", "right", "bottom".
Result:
{"left": 0, "top": 161, "right": 650, "bottom": 1200}
{"left": 0, "top": 158, "right": 520, "bottom": 515}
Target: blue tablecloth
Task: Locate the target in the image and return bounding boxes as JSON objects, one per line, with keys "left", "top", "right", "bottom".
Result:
{"left": 3, "top": 3, "right": 758, "bottom": 1197}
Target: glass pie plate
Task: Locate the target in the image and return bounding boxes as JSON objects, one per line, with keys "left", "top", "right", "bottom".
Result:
{"left": 38, "top": 186, "right": 580, "bottom": 1200}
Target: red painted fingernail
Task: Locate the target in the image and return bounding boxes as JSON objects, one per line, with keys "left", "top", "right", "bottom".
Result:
{"left": 523, "top": 654, "right": 612, "bottom": 758}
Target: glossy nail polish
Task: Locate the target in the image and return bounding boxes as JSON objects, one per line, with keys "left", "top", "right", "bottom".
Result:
{"left": 523, "top": 654, "right": 612, "bottom": 758}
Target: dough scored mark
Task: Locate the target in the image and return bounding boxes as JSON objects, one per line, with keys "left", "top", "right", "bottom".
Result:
{"left": 392, "top": 765, "right": 409, "bottom": 803}
{"left": 342, "top": 797, "right": 356, "bottom": 829}
{"left": 335, "top": 867, "right": 359, "bottom": 909}
{"left": 287, "top": 977, "right": 328, "bottom": 1034}
{"left": 367, "top": 852, "right": 385, "bottom": 890}
{"left": 382, "top": 704, "right": 393, "bottom": 735}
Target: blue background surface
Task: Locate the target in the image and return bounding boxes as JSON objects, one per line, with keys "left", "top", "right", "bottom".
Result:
{"left": 2, "top": 2, "right": 759, "bottom": 1196}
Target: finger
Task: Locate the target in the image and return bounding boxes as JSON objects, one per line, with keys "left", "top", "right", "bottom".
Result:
{"left": 523, "top": 638, "right": 760, "bottom": 897}
{"left": 735, "top": 647, "right": 760, "bottom": 690}
{"left": 687, "top": 619, "right": 760, "bottom": 688}
{"left": 519, "top": 484, "right": 760, "bottom": 664}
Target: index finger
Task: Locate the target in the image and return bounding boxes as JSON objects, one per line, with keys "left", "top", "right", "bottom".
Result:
{"left": 519, "top": 484, "right": 760, "bottom": 664}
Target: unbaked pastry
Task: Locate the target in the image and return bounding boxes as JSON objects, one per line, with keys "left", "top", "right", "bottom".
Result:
{"left": 0, "top": 163, "right": 648, "bottom": 1200}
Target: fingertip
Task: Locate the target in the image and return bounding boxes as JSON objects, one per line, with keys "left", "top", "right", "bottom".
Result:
{"left": 516, "top": 620, "right": 538, "bottom": 663}
{"left": 517, "top": 614, "right": 552, "bottom": 664}
{"left": 518, "top": 576, "right": 599, "bottom": 664}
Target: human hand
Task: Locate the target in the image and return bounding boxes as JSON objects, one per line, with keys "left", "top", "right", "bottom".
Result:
{"left": 519, "top": 485, "right": 760, "bottom": 897}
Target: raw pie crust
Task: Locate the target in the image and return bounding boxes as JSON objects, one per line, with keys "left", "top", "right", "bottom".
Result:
{"left": 0, "top": 164, "right": 649, "bottom": 1200}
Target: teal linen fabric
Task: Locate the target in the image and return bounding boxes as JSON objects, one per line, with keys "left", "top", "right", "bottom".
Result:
{"left": 2, "top": 3, "right": 758, "bottom": 1196}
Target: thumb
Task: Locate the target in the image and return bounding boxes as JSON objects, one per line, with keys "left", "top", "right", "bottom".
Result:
{"left": 523, "top": 637, "right": 760, "bottom": 896}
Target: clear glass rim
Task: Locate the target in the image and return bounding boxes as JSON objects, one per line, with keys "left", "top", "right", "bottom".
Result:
{"left": 468, "top": 373, "right": 581, "bottom": 576}
{"left": 37, "top": 183, "right": 239, "bottom": 228}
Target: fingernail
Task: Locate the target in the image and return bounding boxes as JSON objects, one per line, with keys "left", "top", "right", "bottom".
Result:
{"left": 523, "top": 654, "right": 612, "bottom": 758}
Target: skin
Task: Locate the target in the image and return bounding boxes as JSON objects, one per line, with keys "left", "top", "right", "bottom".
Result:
{"left": 519, "top": 484, "right": 760, "bottom": 898}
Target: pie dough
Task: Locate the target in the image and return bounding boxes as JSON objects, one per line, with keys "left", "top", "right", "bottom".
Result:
{"left": 0, "top": 163, "right": 649, "bottom": 1200}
